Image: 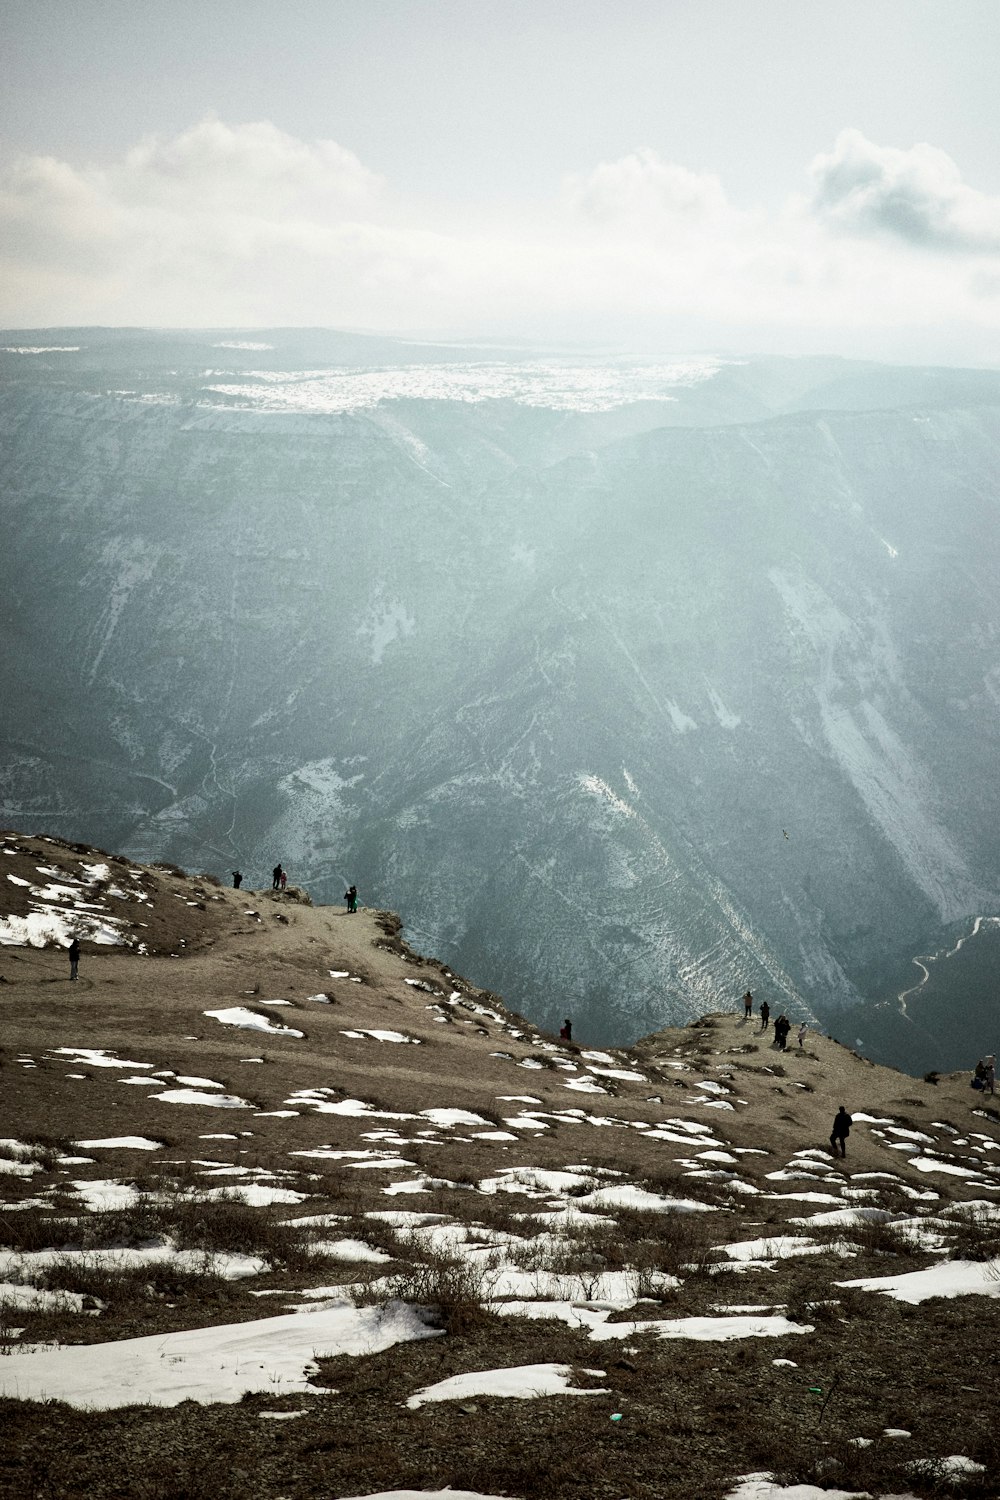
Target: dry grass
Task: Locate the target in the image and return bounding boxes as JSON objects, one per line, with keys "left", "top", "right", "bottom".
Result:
{"left": 1, "top": 1191, "right": 323, "bottom": 1270}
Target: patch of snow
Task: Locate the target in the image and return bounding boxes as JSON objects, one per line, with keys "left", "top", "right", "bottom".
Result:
{"left": 838, "top": 1259, "right": 1000, "bottom": 1302}
{"left": 74, "top": 1137, "right": 163, "bottom": 1150}
{"left": 51, "top": 1048, "right": 152, "bottom": 1070}
{"left": 577, "top": 1185, "right": 717, "bottom": 1214}
{"left": 309, "top": 1239, "right": 393, "bottom": 1264}
{"left": 152, "top": 1088, "right": 253, "bottom": 1108}
{"left": 406, "top": 1362, "right": 608, "bottom": 1408}
{"left": 718, "top": 1237, "right": 824, "bottom": 1263}
{"left": 338, "top": 1491, "right": 519, "bottom": 1500}
{"left": 204, "top": 1007, "right": 304, "bottom": 1038}
{"left": 498, "top": 1303, "right": 813, "bottom": 1343}
{"left": 724, "top": 1477, "right": 869, "bottom": 1500}
{"left": 0, "top": 1295, "right": 441, "bottom": 1407}
{"left": 420, "top": 1109, "right": 490, "bottom": 1128}
{"left": 0, "top": 1247, "right": 266, "bottom": 1281}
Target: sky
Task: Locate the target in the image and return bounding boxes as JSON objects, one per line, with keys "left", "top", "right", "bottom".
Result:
{"left": 2, "top": 0, "right": 1000, "bottom": 362}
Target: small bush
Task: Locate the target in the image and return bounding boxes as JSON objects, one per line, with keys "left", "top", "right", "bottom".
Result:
{"left": 35, "top": 1257, "right": 230, "bottom": 1310}
{"left": 0, "top": 1208, "right": 78, "bottom": 1253}
{"left": 169, "top": 1193, "right": 314, "bottom": 1268}
{"left": 608, "top": 1206, "right": 718, "bottom": 1275}
{"left": 946, "top": 1207, "right": 1000, "bottom": 1262}
{"left": 22, "top": 1137, "right": 69, "bottom": 1171}
{"left": 380, "top": 1248, "right": 497, "bottom": 1334}
{"left": 818, "top": 1218, "right": 920, "bottom": 1259}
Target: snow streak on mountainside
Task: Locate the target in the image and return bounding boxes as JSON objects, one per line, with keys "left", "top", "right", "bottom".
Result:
{"left": 2, "top": 331, "right": 999, "bottom": 1068}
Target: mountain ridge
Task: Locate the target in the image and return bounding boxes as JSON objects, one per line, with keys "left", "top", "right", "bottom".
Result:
{"left": 1, "top": 830, "right": 999, "bottom": 1498}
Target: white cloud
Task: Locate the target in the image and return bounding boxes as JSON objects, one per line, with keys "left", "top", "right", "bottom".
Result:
{"left": 1, "top": 121, "right": 999, "bottom": 361}
{"left": 808, "top": 128, "right": 1000, "bottom": 253}
{"left": 119, "top": 119, "right": 382, "bottom": 216}
{"left": 564, "top": 148, "right": 731, "bottom": 233}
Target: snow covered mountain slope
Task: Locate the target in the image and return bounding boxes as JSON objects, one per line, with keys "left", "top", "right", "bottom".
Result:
{"left": 2, "top": 335, "right": 999, "bottom": 1068}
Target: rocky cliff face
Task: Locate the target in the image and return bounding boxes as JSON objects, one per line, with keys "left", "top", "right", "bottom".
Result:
{"left": 2, "top": 333, "right": 999, "bottom": 1066}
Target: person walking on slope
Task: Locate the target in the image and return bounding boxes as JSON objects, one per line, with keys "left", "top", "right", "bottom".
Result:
{"left": 759, "top": 999, "right": 770, "bottom": 1031}
{"left": 559, "top": 1018, "right": 573, "bottom": 1042}
{"left": 68, "top": 936, "right": 80, "bottom": 981}
{"left": 830, "top": 1105, "right": 852, "bottom": 1158}
{"left": 272, "top": 863, "right": 283, "bottom": 891}
{"left": 743, "top": 990, "right": 753, "bottom": 1021}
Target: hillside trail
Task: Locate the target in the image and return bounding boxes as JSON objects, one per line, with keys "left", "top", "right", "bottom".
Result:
{"left": 3, "top": 879, "right": 514, "bottom": 1113}
{"left": 2, "top": 834, "right": 995, "bottom": 1192}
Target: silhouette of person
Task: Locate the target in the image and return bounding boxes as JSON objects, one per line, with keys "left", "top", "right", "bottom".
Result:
{"left": 345, "top": 884, "right": 358, "bottom": 913}
{"left": 272, "top": 864, "right": 282, "bottom": 891}
{"left": 830, "top": 1105, "right": 852, "bottom": 1158}
{"left": 559, "top": 1018, "right": 573, "bottom": 1041}
{"left": 743, "top": 990, "right": 753, "bottom": 1020}
{"left": 68, "top": 937, "right": 80, "bottom": 981}
{"left": 759, "top": 1000, "right": 770, "bottom": 1031}
{"left": 232, "top": 871, "right": 242, "bottom": 890}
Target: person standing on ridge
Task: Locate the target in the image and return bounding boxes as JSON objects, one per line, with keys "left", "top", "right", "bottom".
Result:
{"left": 279, "top": 868, "right": 287, "bottom": 890}
{"left": 830, "top": 1105, "right": 852, "bottom": 1158}
{"left": 774, "top": 1014, "right": 790, "bottom": 1050}
{"left": 560, "top": 1018, "right": 573, "bottom": 1041}
{"left": 272, "top": 863, "right": 282, "bottom": 891}
{"left": 797, "top": 1022, "right": 808, "bottom": 1049}
{"left": 68, "top": 936, "right": 80, "bottom": 981}
{"left": 759, "top": 999, "right": 770, "bottom": 1031}
{"left": 345, "top": 884, "right": 358, "bottom": 913}
{"left": 232, "top": 871, "right": 242, "bottom": 889}
{"left": 743, "top": 990, "right": 753, "bottom": 1020}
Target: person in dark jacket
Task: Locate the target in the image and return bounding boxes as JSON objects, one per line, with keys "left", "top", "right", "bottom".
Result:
{"left": 759, "top": 999, "right": 770, "bottom": 1030}
{"left": 272, "top": 864, "right": 282, "bottom": 890}
{"left": 232, "top": 871, "right": 243, "bottom": 889}
{"left": 774, "top": 1014, "right": 790, "bottom": 1050}
{"left": 68, "top": 937, "right": 80, "bottom": 981}
{"left": 559, "top": 1018, "right": 573, "bottom": 1041}
{"left": 345, "top": 885, "right": 358, "bottom": 913}
{"left": 830, "top": 1105, "right": 852, "bottom": 1158}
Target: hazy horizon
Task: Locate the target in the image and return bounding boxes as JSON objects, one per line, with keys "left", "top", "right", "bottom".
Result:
{"left": 2, "top": 2, "right": 1000, "bottom": 364}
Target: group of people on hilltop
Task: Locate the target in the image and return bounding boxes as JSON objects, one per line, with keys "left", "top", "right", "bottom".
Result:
{"left": 742, "top": 990, "right": 804, "bottom": 1051}
{"left": 60, "top": 865, "right": 362, "bottom": 982}
{"left": 973, "top": 1056, "right": 996, "bottom": 1095}
{"left": 742, "top": 988, "right": 852, "bottom": 1157}
{"left": 232, "top": 864, "right": 359, "bottom": 908}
